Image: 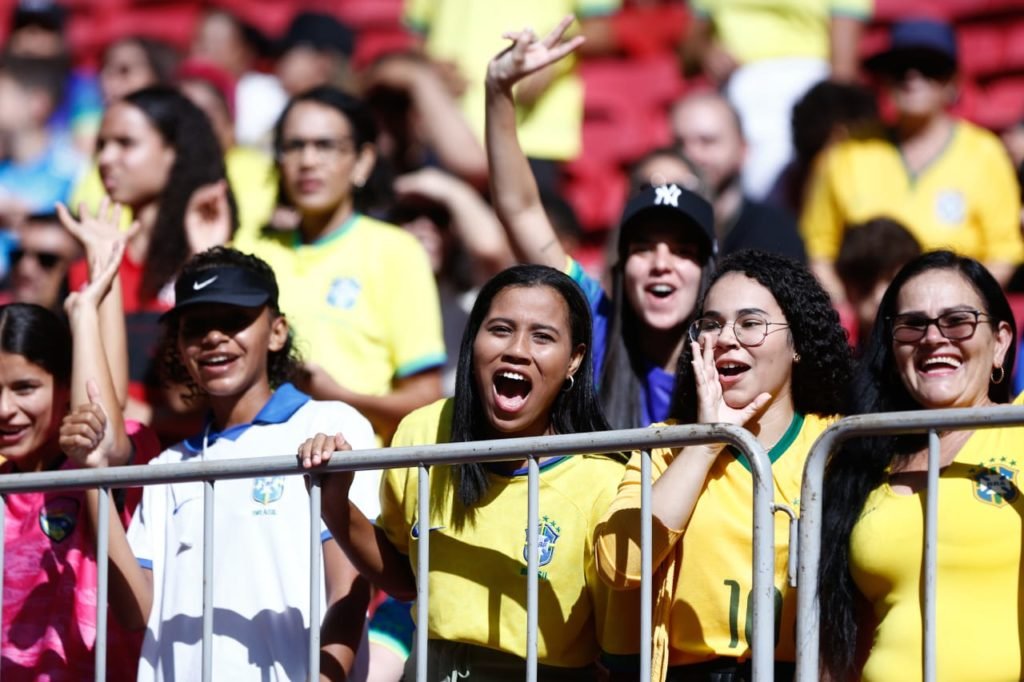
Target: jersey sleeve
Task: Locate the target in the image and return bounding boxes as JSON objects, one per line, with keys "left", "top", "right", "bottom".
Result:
{"left": 974, "top": 137, "right": 1024, "bottom": 264}
{"left": 799, "top": 150, "right": 845, "bottom": 261}
{"left": 386, "top": 234, "right": 447, "bottom": 379}
{"left": 377, "top": 466, "right": 413, "bottom": 556}
{"left": 593, "top": 444, "right": 684, "bottom": 589}
{"left": 126, "top": 484, "right": 160, "bottom": 571}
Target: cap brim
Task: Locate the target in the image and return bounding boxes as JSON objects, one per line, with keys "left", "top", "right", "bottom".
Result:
{"left": 159, "top": 291, "right": 271, "bottom": 322}
{"left": 864, "top": 47, "right": 956, "bottom": 75}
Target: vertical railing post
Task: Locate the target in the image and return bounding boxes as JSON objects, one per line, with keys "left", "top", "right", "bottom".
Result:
{"left": 95, "top": 486, "right": 110, "bottom": 681}
{"left": 526, "top": 456, "right": 539, "bottom": 682}
{"left": 923, "top": 430, "right": 939, "bottom": 682}
{"left": 202, "top": 480, "right": 215, "bottom": 682}
{"left": 1, "top": 495, "right": 7, "bottom": 658}
{"left": 747, "top": 441, "right": 775, "bottom": 682}
{"left": 309, "top": 476, "right": 322, "bottom": 680}
{"left": 416, "top": 464, "right": 430, "bottom": 682}
{"left": 639, "top": 449, "right": 652, "bottom": 681}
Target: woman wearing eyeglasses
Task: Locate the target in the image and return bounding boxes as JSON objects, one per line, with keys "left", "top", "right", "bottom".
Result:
{"left": 595, "top": 250, "right": 852, "bottom": 681}
{"left": 819, "top": 250, "right": 1020, "bottom": 681}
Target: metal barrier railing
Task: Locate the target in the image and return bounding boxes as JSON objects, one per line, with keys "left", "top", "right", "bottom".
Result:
{"left": 0, "top": 423, "right": 775, "bottom": 682}
{"left": 795, "top": 405, "right": 1024, "bottom": 682}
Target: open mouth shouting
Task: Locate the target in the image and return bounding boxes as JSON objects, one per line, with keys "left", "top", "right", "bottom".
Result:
{"left": 646, "top": 283, "right": 677, "bottom": 299}
{"left": 492, "top": 370, "right": 532, "bottom": 414}
{"left": 716, "top": 360, "right": 751, "bottom": 385}
{"left": 916, "top": 353, "right": 962, "bottom": 377}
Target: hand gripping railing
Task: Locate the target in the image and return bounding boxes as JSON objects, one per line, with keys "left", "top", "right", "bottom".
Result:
{"left": 0, "top": 423, "right": 774, "bottom": 682}
{"left": 795, "top": 405, "right": 1024, "bottom": 682}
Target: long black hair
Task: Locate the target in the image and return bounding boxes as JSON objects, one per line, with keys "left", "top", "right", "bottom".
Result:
{"left": 123, "top": 86, "right": 238, "bottom": 299}
{"left": 819, "top": 250, "right": 1017, "bottom": 679}
{"left": 0, "top": 303, "right": 71, "bottom": 386}
{"left": 670, "top": 250, "right": 852, "bottom": 422}
{"left": 450, "top": 264, "right": 614, "bottom": 507}
{"left": 159, "top": 247, "right": 302, "bottom": 402}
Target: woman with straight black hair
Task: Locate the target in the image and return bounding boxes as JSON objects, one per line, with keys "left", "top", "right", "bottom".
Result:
{"left": 300, "top": 264, "right": 640, "bottom": 680}
{"left": 820, "top": 250, "right": 1020, "bottom": 681}
{"left": 597, "top": 250, "right": 851, "bottom": 681}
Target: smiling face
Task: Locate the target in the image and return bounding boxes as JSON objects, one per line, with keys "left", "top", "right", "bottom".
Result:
{"left": 96, "top": 101, "right": 175, "bottom": 210}
{"left": 892, "top": 269, "right": 1011, "bottom": 409}
{"left": 472, "top": 285, "right": 584, "bottom": 439}
{"left": 0, "top": 351, "right": 66, "bottom": 470}
{"left": 701, "top": 272, "right": 795, "bottom": 411}
{"left": 622, "top": 215, "right": 704, "bottom": 332}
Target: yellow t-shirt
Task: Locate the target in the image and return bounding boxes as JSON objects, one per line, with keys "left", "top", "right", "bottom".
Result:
{"left": 404, "top": 0, "right": 620, "bottom": 161}
{"left": 239, "top": 213, "right": 446, "bottom": 399}
{"left": 380, "top": 398, "right": 640, "bottom": 667}
{"left": 801, "top": 121, "right": 1024, "bottom": 264}
{"left": 596, "top": 413, "right": 833, "bottom": 666}
{"left": 690, "top": 0, "right": 871, "bottom": 64}
{"left": 850, "top": 396, "right": 1024, "bottom": 682}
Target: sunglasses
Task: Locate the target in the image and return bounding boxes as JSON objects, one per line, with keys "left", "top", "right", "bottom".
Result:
{"left": 10, "top": 248, "right": 65, "bottom": 271}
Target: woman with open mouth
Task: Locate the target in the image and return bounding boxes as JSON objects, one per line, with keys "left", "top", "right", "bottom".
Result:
{"left": 819, "top": 251, "right": 1020, "bottom": 681}
{"left": 596, "top": 250, "right": 852, "bottom": 681}
{"left": 300, "top": 264, "right": 641, "bottom": 680}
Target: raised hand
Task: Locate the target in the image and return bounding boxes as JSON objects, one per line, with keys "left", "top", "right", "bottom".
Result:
{"left": 691, "top": 337, "right": 771, "bottom": 428}
{"left": 486, "top": 14, "right": 584, "bottom": 91}
{"left": 185, "top": 180, "right": 233, "bottom": 255}
{"left": 56, "top": 199, "right": 138, "bottom": 277}
{"left": 60, "top": 380, "right": 116, "bottom": 468}
{"left": 64, "top": 237, "right": 126, "bottom": 321}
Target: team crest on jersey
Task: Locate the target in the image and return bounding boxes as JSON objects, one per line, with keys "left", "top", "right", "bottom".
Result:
{"left": 934, "top": 189, "right": 966, "bottom": 225}
{"left": 326, "top": 277, "right": 361, "bottom": 310}
{"left": 523, "top": 516, "right": 561, "bottom": 567}
{"left": 969, "top": 458, "right": 1020, "bottom": 506}
{"left": 252, "top": 477, "right": 285, "bottom": 509}
{"left": 39, "top": 497, "right": 80, "bottom": 542}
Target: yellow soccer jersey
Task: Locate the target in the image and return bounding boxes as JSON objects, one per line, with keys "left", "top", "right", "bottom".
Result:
{"left": 380, "top": 399, "right": 640, "bottom": 667}
{"left": 690, "top": 0, "right": 871, "bottom": 64}
{"left": 850, "top": 399, "right": 1024, "bottom": 682}
{"left": 241, "top": 213, "right": 446, "bottom": 402}
{"left": 404, "top": 0, "right": 619, "bottom": 161}
{"left": 596, "top": 413, "right": 832, "bottom": 665}
{"left": 801, "top": 121, "right": 1024, "bottom": 264}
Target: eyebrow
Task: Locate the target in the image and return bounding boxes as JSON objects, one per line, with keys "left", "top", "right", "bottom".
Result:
{"left": 894, "top": 305, "right": 978, "bottom": 316}
{"left": 486, "top": 317, "right": 562, "bottom": 334}
{"left": 702, "top": 307, "right": 771, "bottom": 318}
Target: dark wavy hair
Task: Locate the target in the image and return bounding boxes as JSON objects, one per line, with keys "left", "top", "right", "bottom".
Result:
{"left": 159, "top": 247, "right": 302, "bottom": 402}
{"left": 121, "top": 86, "right": 238, "bottom": 300}
{"left": 819, "top": 250, "right": 1017, "bottom": 679}
{"left": 0, "top": 303, "right": 71, "bottom": 386}
{"left": 450, "top": 265, "right": 615, "bottom": 507}
{"left": 273, "top": 86, "right": 379, "bottom": 214}
{"left": 670, "top": 250, "right": 852, "bottom": 421}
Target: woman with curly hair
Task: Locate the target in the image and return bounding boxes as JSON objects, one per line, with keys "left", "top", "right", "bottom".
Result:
{"left": 97, "top": 247, "right": 373, "bottom": 680}
{"left": 595, "top": 250, "right": 852, "bottom": 681}
{"left": 70, "top": 85, "right": 237, "bottom": 439}
{"left": 819, "top": 251, "right": 1018, "bottom": 681}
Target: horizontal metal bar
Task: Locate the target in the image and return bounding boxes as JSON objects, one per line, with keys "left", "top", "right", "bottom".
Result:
{"left": 0, "top": 424, "right": 756, "bottom": 494}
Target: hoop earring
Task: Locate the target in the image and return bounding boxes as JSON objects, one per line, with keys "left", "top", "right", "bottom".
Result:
{"left": 562, "top": 375, "right": 575, "bottom": 393}
{"left": 793, "top": 352, "right": 801, "bottom": 363}
{"left": 992, "top": 365, "right": 1006, "bottom": 385}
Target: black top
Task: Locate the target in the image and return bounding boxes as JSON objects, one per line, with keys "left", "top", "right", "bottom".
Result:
{"left": 720, "top": 198, "right": 807, "bottom": 263}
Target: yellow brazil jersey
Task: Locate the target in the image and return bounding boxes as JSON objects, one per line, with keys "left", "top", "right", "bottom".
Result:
{"left": 380, "top": 398, "right": 641, "bottom": 668}
{"left": 403, "top": 0, "right": 620, "bottom": 161}
{"left": 800, "top": 121, "right": 1024, "bottom": 264}
{"left": 690, "top": 0, "right": 871, "bottom": 64}
{"left": 238, "top": 213, "right": 445, "bottom": 405}
{"left": 595, "top": 413, "right": 832, "bottom": 666}
{"left": 850, "top": 395, "right": 1024, "bottom": 682}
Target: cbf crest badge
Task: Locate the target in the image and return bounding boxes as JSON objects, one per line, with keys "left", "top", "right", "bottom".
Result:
{"left": 252, "top": 476, "right": 285, "bottom": 511}
{"left": 523, "top": 516, "right": 561, "bottom": 567}
{"left": 969, "top": 458, "right": 1020, "bottom": 506}
{"left": 39, "top": 497, "right": 80, "bottom": 542}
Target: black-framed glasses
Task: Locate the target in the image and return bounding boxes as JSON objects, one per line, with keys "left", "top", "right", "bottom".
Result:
{"left": 688, "top": 316, "right": 790, "bottom": 348}
{"left": 889, "top": 309, "right": 992, "bottom": 343}
{"left": 10, "top": 248, "right": 64, "bottom": 271}
{"left": 277, "top": 136, "right": 355, "bottom": 161}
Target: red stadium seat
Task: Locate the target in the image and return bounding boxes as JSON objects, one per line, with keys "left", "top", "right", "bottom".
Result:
{"left": 957, "top": 24, "right": 1004, "bottom": 79}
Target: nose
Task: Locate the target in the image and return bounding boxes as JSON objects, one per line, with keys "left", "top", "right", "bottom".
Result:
{"left": 921, "top": 320, "right": 946, "bottom": 343}
{"left": 0, "top": 389, "right": 16, "bottom": 418}
{"left": 299, "top": 142, "right": 320, "bottom": 167}
{"left": 501, "top": 330, "right": 530, "bottom": 363}
{"left": 651, "top": 242, "right": 672, "bottom": 270}
{"left": 715, "top": 321, "right": 740, "bottom": 348}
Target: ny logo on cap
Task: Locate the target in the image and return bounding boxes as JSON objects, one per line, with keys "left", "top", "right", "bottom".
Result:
{"left": 654, "top": 184, "right": 682, "bottom": 207}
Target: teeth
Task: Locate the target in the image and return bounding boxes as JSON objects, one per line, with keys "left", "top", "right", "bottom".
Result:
{"left": 718, "top": 363, "right": 747, "bottom": 370}
{"left": 922, "top": 356, "right": 962, "bottom": 369}
{"left": 649, "top": 284, "right": 674, "bottom": 294}
{"left": 202, "top": 355, "right": 232, "bottom": 365}
{"left": 499, "top": 371, "right": 527, "bottom": 382}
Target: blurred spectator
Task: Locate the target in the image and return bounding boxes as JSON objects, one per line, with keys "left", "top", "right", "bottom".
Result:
{"left": 404, "top": 1, "right": 620, "bottom": 190}
{"left": 0, "top": 55, "right": 83, "bottom": 224}
{"left": 99, "top": 36, "right": 179, "bottom": 105}
{"left": 5, "top": 211, "right": 81, "bottom": 312}
{"left": 834, "top": 216, "right": 921, "bottom": 350}
{"left": 1002, "top": 117, "right": 1024, "bottom": 170}
{"left": 768, "top": 79, "right": 878, "bottom": 217}
{"left": 801, "top": 19, "right": 1023, "bottom": 300}
{"left": 176, "top": 59, "right": 276, "bottom": 243}
{"left": 3, "top": 0, "right": 102, "bottom": 152}
{"left": 190, "top": 7, "right": 285, "bottom": 150}
{"left": 275, "top": 12, "right": 357, "bottom": 97}
{"left": 671, "top": 91, "right": 805, "bottom": 261}
{"left": 681, "top": 0, "right": 870, "bottom": 200}
{"left": 628, "top": 145, "right": 706, "bottom": 197}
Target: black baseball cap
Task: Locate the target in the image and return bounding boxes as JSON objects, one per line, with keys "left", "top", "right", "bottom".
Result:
{"left": 618, "top": 183, "right": 717, "bottom": 259}
{"left": 864, "top": 19, "right": 958, "bottom": 77}
{"left": 161, "top": 266, "right": 278, "bottom": 321}
{"left": 11, "top": 0, "right": 66, "bottom": 32}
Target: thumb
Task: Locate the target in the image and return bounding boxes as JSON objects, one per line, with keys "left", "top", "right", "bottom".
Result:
{"left": 86, "top": 379, "right": 103, "bottom": 406}
{"left": 740, "top": 393, "right": 772, "bottom": 424}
